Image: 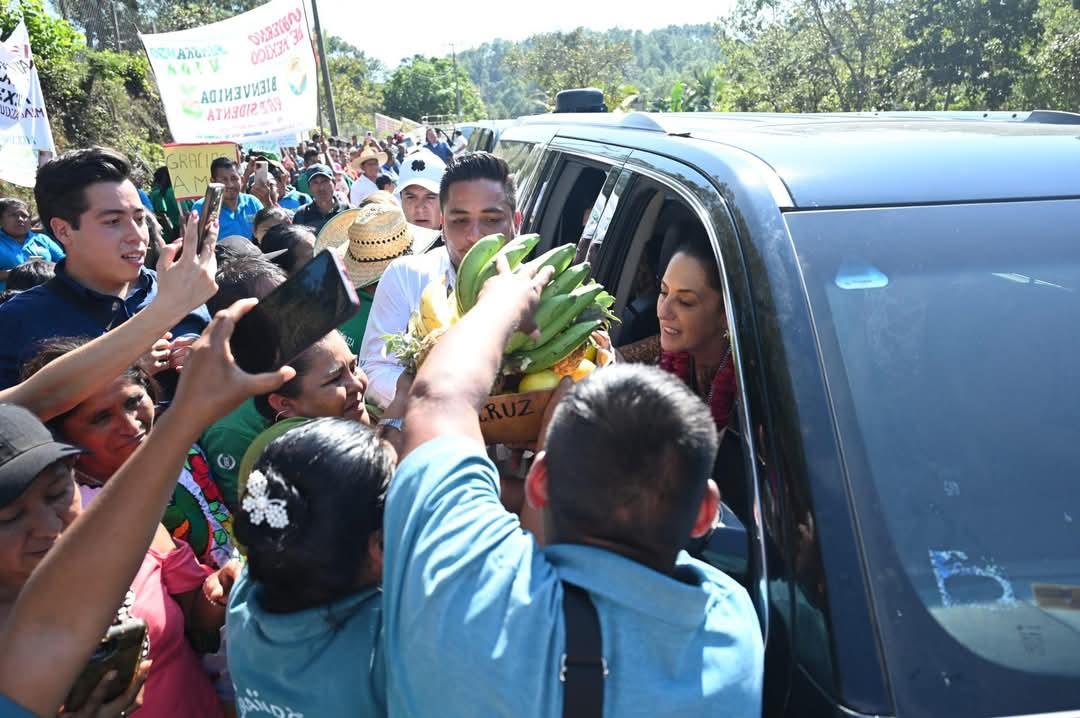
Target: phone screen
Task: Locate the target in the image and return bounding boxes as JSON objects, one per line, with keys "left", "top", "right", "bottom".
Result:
{"left": 230, "top": 250, "right": 360, "bottom": 374}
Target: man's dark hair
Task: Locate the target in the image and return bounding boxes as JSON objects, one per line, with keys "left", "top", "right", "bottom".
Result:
{"left": 237, "top": 418, "right": 392, "bottom": 613}
{"left": 207, "top": 255, "right": 286, "bottom": 316}
{"left": 375, "top": 174, "right": 395, "bottom": 191}
{"left": 253, "top": 206, "right": 291, "bottom": 234}
{"left": 152, "top": 167, "right": 171, "bottom": 190}
{"left": 6, "top": 258, "right": 54, "bottom": 291}
{"left": 260, "top": 223, "right": 315, "bottom": 275}
{"left": 303, "top": 148, "right": 321, "bottom": 163}
{"left": 210, "top": 157, "right": 238, "bottom": 180}
{"left": 34, "top": 147, "right": 131, "bottom": 238}
{"left": 543, "top": 365, "right": 719, "bottom": 564}
{"left": 439, "top": 151, "right": 516, "bottom": 211}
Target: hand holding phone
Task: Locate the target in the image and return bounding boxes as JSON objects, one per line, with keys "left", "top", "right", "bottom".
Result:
{"left": 196, "top": 183, "right": 224, "bottom": 254}
{"left": 64, "top": 618, "right": 147, "bottom": 713}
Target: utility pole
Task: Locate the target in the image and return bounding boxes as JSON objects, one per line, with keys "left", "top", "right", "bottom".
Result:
{"left": 310, "top": 0, "right": 338, "bottom": 136}
{"left": 111, "top": 0, "right": 122, "bottom": 51}
{"left": 450, "top": 43, "right": 461, "bottom": 121}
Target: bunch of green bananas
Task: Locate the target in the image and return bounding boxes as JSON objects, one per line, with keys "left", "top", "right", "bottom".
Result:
{"left": 453, "top": 233, "right": 618, "bottom": 376}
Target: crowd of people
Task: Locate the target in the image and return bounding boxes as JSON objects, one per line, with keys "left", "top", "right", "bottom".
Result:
{"left": 0, "top": 128, "right": 764, "bottom": 717}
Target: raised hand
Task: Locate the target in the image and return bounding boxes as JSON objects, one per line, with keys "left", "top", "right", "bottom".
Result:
{"left": 154, "top": 211, "right": 218, "bottom": 320}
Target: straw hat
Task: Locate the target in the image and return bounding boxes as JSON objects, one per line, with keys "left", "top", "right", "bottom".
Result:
{"left": 350, "top": 145, "right": 386, "bottom": 171}
{"left": 314, "top": 204, "right": 439, "bottom": 288}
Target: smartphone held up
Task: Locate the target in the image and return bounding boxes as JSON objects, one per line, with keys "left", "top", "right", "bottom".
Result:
{"left": 230, "top": 250, "right": 361, "bottom": 375}
{"left": 196, "top": 183, "right": 225, "bottom": 254}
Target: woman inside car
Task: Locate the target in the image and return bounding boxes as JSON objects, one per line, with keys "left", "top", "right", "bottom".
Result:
{"left": 620, "top": 220, "right": 745, "bottom": 514}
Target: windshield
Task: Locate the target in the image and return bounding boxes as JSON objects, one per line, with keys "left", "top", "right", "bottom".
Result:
{"left": 787, "top": 200, "right": 1080, "bottom": 716}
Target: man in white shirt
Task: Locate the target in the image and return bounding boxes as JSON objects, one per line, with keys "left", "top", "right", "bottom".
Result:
{"left": 349, "top": 146, "right": 384, "bottom": 206}
{"left": 359, "top": 152, "right": 520, "bottom": 408}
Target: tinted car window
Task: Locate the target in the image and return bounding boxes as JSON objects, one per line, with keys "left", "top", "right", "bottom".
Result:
{"left": 788, "top": 200, "right": 1080, "bottom": 716}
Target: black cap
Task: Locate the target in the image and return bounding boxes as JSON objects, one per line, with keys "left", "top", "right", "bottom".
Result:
{"left": 0, "top": 404, "right": 82, "bottom": 507}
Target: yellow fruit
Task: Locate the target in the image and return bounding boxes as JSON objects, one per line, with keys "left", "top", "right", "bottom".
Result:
{"left": 571, "top": 359, "right": 597, "bottom": 382}
{"left": 419, "top": 279, "right": 454, "bottom": 335}
{"left": 519, "top": 369, "right": 562, "bottom": 393}
{"left": 551, "top": 342, "right": 589, "bottom": 377}
{"left": 583, "top": 342, "right": 598, "bottom": 362}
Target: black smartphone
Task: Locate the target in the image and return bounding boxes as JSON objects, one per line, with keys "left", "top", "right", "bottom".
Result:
{"left": 197, "top": 183, "right": 225, "bottom": 254}
{"left": 64, "top": 618, "right": 146, "bottom": 712}
{"left": 230, "top": 250, "right": 361, "bottom": 374}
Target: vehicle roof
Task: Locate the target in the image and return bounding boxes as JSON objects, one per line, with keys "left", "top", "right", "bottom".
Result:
{"left": 518, "top": 111, "right": 1080, "bottom": 208}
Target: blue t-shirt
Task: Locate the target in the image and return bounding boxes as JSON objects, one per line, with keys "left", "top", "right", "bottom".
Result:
{"left": 0, "top": 260, "right": 209, "bottom": 388}
{"left": 0, "top": 230, "right": 64, "bottom": 291}
{"left": 192, "top": 193, "right": 263, "bottom": 240}
{"left": 383, "top": 436, "right": 765, "bottom": 718}
{"left": 227, "top": 565, "right": 386, "bottom": 717}
{"left": 0, "top": 694, "right": 32, "bottom": 717}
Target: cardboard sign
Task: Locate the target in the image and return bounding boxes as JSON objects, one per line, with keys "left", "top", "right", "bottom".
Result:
{"left": 163, "top": 142, "right": 238, "bottom": 200}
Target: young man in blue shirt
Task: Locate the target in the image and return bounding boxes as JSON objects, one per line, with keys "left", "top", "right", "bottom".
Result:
{"left": 0, "top": 198, "right": 64, "bottom": 292}
{"left": 386, "top": 258, "right": 765, "bottom": 717}
{"left": 0, "top": 148, "right": 210, "bottom": 389}
{"left": 192, "top": 157, "right": 263, "bottom": 240}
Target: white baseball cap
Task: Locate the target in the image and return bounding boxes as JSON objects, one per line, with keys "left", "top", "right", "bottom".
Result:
{"left": 395, "top": 148, "right": 447, "bottom": 196}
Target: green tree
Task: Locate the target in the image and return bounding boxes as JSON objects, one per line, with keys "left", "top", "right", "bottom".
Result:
{"left": 383, "top": 55, "right": 485, "bottom": 121}
{"left": 505, "top": 28, "right": 632, "bottom": 107}
{"left": 899, "top": 0, "right": 1043, "bottom": 109}
{"left": 1025, "top": 0, "right": 1080, "bottom": 110}
{"left": 321, "top": 36, "right": 384, "bottom": 136}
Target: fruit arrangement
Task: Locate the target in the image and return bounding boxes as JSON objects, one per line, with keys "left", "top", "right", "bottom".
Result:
{"left": 383, "top": 233, "right": 617, "bottom": 391}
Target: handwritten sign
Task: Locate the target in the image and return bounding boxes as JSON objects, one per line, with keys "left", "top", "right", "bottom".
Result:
{"left": 163, "top": 141, "right": 238, "bottom": 200}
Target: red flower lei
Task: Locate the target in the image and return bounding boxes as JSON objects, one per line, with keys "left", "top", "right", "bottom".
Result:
{"left": 659, "top": 348, "right": 736, "bottom": 428}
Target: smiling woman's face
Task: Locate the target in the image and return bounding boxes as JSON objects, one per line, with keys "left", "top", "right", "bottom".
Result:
{"left": 0, "top": 460, "right": 80, "bottom": 601}
{"left": 58, "top": 376, "right": 155, "bottom": 482}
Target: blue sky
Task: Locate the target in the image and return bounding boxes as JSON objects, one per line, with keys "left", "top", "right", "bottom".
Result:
{"left": 320, "top": 0, "right": 737, "bottom": 69}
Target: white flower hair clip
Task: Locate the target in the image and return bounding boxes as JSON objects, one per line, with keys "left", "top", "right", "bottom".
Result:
{"left": 242, "top": 469, "right": 289, "bottom": 530}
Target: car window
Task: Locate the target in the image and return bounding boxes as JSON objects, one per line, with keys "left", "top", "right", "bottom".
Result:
{"left": 526, "top": 153, "right": 613, "bottom": 256}
{"left": 789, "top": 199, "right": 1080, "bottom": 716}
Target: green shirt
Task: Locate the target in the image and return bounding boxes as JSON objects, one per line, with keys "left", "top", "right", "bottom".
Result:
{"left": 338, "top": 288, "right": 375, "bottom": 352}
{"left": 200, "top": 398, "right": 271, "bottom": 511}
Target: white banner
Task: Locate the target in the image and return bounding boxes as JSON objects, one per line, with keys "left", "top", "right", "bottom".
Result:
{"left": 139, "top": 0, "right": 317, "bottom": 144}
{"left": 0, "top": 22, "right": 55, "bottom": 188}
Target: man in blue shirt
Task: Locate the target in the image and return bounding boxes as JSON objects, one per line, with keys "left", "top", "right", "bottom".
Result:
{"left": 0, "top": 148, "right": 210, "bottom": 389}
{"left": 192, "top": 157, "right": 263, "bottom": 240}
{"left": 0, "top": 198, "right": 64, "bottom": 292}
{"left": 386, "top": 261, "right": 764, "bottom": 717}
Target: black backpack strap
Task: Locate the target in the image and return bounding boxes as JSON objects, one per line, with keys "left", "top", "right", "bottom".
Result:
{"left": 561, "top": 582, "right": 606, "bottom": 718}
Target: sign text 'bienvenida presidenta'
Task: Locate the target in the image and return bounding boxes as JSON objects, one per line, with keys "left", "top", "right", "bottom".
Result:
{"left": 139, "top": 0, "right": 317, "bottom": 144}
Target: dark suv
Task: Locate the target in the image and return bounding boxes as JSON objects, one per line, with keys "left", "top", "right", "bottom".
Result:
{"left": 492, "top": 111, "right": 1080, "bottom": 718}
